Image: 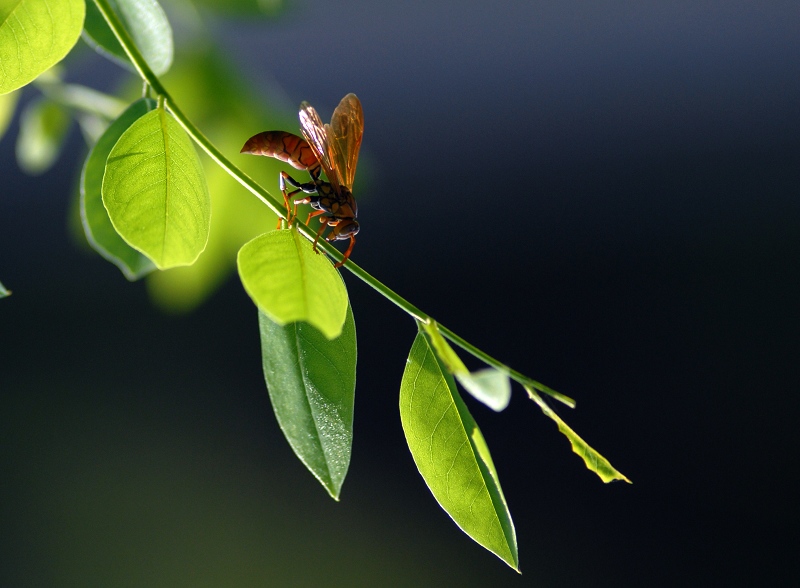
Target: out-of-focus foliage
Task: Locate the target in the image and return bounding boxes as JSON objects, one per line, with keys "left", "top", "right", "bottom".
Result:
{"left": 188, "top": 0, "right": 285, "bottom": 17}
{"left": 83, "top": 0, "right": 174, "bottom": 76}
{"left": 0, "top": 280, "right": 9, "bottom": 298}
{"left": 15, "top": 96, "right": 72, "bottom": 175}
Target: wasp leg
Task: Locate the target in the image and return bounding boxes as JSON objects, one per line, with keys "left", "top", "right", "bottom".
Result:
{"left": 332, "top": 235, "right": 356, "bottom": 268}
{"left": 280, "top": 172, "right": 317, "bottom": 224}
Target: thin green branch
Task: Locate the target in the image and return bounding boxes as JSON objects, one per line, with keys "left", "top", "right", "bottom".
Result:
{"left": 91, "top": 0, "right": 571, "bottom": 407}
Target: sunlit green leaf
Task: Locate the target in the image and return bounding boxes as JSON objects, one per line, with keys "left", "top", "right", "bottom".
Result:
{"left": 15, "top": 96, "right": 71, "bottom": 175}
{"left": 421, "top": 320, "right": 511, "bottom": 411}
{"left": 526, "top": 386, "right": 631, "bottom": 484}
{"left": 400, "top": 329, "right": 518, "bottom": 570}
{"left": 259, "top": 303, "right": 356, "bottom": 499}
{"left": 102, "top": 107, "right": 210, "bottom": 269}
{"left": 0, "top": 89, "right": 18, "bottom": 139}
{"left": 0, "top": 280, "right": 10, "bottom": 298}
{"left": 81, "top": 98, "right": 157, "bottom": 280}
{"left": 0, "top": 0, "right": 85, "bottom": 94}
{"left": 139, "top": 48, "right": 280, "bottom": 313}
{"left": 237, "top": 228, "right": 348, "bottom": 340}
{"left": 83, "top": 0, "right": 173, "bottom": 76}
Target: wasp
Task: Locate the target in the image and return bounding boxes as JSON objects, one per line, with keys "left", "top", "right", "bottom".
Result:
{"left": 241, "top": 93, "right": 363, "bottom": 268}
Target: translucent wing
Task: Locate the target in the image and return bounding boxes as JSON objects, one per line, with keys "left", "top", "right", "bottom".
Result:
{"left": 298, "top": 101, "right": 340, "bottom": 192}
{"left": 326, "top": 93, "right": 363, "bottom": 189}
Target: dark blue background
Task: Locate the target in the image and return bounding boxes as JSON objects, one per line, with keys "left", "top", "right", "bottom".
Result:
{"left": 2, "top": 1, "right": 799, "bottom": 585}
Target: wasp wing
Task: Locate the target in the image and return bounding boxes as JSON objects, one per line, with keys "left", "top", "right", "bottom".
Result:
{"left": 327, "top": 93, "right": 363, "bottom": 189}
{"left": 299, "top": 101, "right": 341, "bottom": 192}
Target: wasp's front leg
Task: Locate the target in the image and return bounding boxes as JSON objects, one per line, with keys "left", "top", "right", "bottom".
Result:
{"left": 280, "top": 172, "right": 317, "bottom": 224}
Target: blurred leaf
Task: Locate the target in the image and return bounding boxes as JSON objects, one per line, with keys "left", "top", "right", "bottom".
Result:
{"left": 102, "top": 107, "right": 210, "bottom": 269}
{"left": 81, "top": 98, "right": 157, "bottom": 280}
{"left": 0, "top": 90, "right": 19, "bottom": 140}
{"left": 35, "top": 79, "right": 128, "bottom": 119}
{"left": 15, "top": 96, "right": 72, "bottom": 175}
{"left": 237, "top": 228, "right": 347, "bottom": 340}
{"left": 526, "top": 386, "right": 631, "bottom": 484}
{"left": 0, "top": 0, "right": 85, "bottom": 94}
{"left": 0, "top": 281, "right": 10, "bottom": 298}
{"left": 76, "top": 112, "right": 110, "bottom": 145}
{"left": 421, "top": 320, "right": 511, "bottom": 411}
{"left": 258, "top": 303, "right": 356, "bottom": 499}
{"left": 400, "top": 329, "right": 518, "bottom": 571}
{"left": 83, "top": 0, "right": 174, "bottom": 75}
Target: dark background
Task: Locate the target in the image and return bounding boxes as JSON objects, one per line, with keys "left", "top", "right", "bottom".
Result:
{"left": 2, "top": 0, "right": 799, "bottom": 585}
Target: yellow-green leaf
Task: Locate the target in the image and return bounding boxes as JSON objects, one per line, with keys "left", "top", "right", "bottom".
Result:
{"left": 400, "top": 329, "right": 518, "bottom": 570}
{"left": 102, "top": 108, "right": 211, "bottom": 269}
{"left": 0, "top": 0, "right": 85, "bottom": 94}
{"left": 526, "top": 386, "right": 631, "bottom": 484}
{"left": 237, "top": 228, "right": 347, "bottom": 340}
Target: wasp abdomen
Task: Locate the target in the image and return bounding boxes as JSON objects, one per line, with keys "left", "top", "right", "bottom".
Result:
{"left": 240, "top": 131, "right": 319, "bottom": 172}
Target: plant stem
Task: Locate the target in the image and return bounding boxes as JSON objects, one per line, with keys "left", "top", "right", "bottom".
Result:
{"left": 91, "top": 0, "right": 573, "bottom": 407}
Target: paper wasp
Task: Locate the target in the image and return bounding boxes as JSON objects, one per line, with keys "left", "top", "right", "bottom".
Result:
{"left": 241, "top": 93, "right": 363, "bottom": 267}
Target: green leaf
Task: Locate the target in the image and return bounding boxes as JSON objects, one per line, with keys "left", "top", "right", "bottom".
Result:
{"left": 421, "top": 320, "right": 511, "bottom": 412}
{"left": 0, "top": 89, "right": 18, "bottom": 139}
{"left": 0, "top": 0, "right": 85, "bottom": 94}
{"left": 82, "top": 0, "right": 173, "bottom": 76}
{"left": 102, "top": 107, "right": 211, "bottom": 269}
{"left": 400, "top": 329, "right": 518, "bottom": 571}
{"left": 81, "top": 98, "right": 157, "bottom": 280}
{"left": 237, "top": 228, "right": 348, "bottom": 340}
{"left": 15, "top": 96, "right": 71, "bottom": 175}
{"left": 0, "top": 280, "right": 10, "bottom": 298}
{"left": 258, "top": 303, "right": 356, "bottom": 499}
{"left": 526, "top": 387, "right": 631, "bottom": 484}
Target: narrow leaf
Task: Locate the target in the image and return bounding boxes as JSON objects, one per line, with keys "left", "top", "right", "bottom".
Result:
{"left": 400, "top": 329, "right": 518, "bottom": 570}
{"left": 237, "top": 228, "right": 348, "bottom": 340}
{"left": 102, "top": 108, "right": 211, "bottom": 269}
{"left": 0, "top": 281, "right": 10, "bottom": 298}
{"left": 421, "top": 320, "right": 511, "bottom": 411}
{"left": 526, "top": 387, "right": 631, "bottom": 484}
{"left": 259, "top": 304, "right": 356, "bottom": 499}
{"left": 81, "top": 98, "right": 157, "bottom": 280}
{"left": 0, "top": 0, "right": 85, "bottom": 94}
{"left": 82, "top": 0, "right": 173, "bottom": 75}
{"left": 0, "top": 89, "right": 18, "bottom": 139}
{"left": 15, "top": 96, "right": 71, "bottom": 175}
